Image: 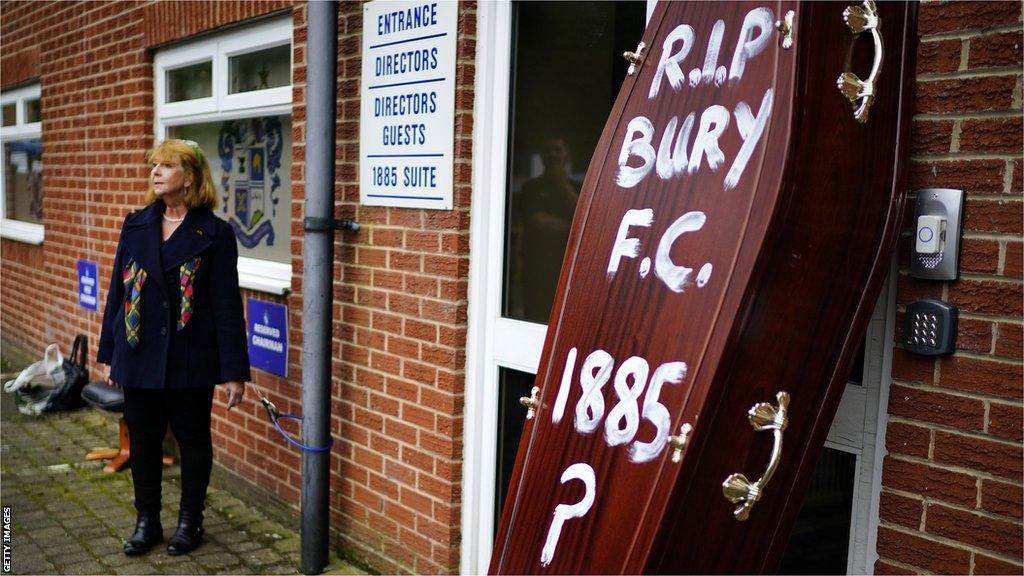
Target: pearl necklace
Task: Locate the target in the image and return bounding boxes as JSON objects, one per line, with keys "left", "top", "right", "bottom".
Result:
{"left": 163, "top": 213, "right": 186, "bottom": 223}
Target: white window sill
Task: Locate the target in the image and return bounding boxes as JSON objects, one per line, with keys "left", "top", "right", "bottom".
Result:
{"left": 238, "top": 256, "right": 292, "bottom": 295}
{"left": 0, "top": 219, "right": 44, "bottom": 245}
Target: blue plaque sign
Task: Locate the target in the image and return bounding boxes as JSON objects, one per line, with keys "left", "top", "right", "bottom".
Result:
{"left": 77, "top": 259, "right": 98, "bottom": 311}
{"left": 247, "top": 298, "right": 288, "bottom": 378}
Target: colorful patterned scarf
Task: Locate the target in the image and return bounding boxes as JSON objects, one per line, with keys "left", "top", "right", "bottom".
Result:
{"left": 122, "top": 260, "right": 147, "bottom": 348}
{"left": 122, "top": 257, "right": 202, "bottom": 347}
{"left": 178, "top": 257, "right": 202, "bottom": 331}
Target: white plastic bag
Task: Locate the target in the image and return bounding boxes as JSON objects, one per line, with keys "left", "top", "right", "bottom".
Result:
{"left": 3, "top": 344, "right": 65, "bottom": 415}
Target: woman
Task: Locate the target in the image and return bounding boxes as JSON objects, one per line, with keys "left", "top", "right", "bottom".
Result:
{"left": 97, "top": 139, "right": 250, "bottom": 556}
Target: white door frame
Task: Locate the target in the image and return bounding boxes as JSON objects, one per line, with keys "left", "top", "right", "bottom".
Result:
{"left": 854, "top": 261, "right": 898, "bottom": 574}
{"left": 463, "top": 2, "right": 516, "bottom": 573}
{"left": 824, "top": 264, "right": 897, "bottom": 575}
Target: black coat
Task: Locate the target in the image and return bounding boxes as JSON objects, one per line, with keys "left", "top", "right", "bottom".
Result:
{"left": 97, "top": 202, "right": 251, "bottom": 389}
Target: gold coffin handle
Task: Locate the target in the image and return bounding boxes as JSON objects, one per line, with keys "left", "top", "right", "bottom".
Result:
{"left": 623, "top": 41, "right": 646, "bottom": 76}
{"left": 721, "top": 391, "right": 790, "bottom": 521}
{"left": 836, "top": 0, "right": 883, "bottom": 123}
{"left": 667, "top": 423, "right": 693, "bottom": 463}
{"left": 519, "top": 386, "right": 540, "bottom": 420}
{"left": 775, "top": 10, "right": 795, "bottom": 50}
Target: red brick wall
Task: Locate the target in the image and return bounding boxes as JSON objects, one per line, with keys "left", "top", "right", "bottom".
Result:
{"left": 141, "top": 0, "right": 292, "bottom": 47}
{"left": 1, "top": 0, "right": 155, "bottom": 363}
{"left": 329, "top": 3, "right": 475, "bottom": 572}
{"left": 0, "top": 0, "right": 48, "bottom": 344}
{"left": 877, "top": 2, "right": 1023, "bottom": 574}
{"left": 0, "top": 1, "right": 473, "bottom": 573}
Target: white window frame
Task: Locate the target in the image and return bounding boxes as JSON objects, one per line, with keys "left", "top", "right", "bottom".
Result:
{"left": 0, "top": 83, "right": 44, "bottom": 245}
{"left": 154, "top": 16, "right": 293, "bottom": 294}
{"left": 464, "top": 3, "right": 895, "bottom": 573}
{"left": 220, "top": 19, "right": 293, "bottom": 112}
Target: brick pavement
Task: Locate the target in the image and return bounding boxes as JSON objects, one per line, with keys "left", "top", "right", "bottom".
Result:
{"left": 0, "top": 370, "right": 364, "bottom": 575}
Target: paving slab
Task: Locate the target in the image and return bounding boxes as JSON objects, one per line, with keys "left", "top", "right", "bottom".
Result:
{"left": 1, "top": 357, "right": 365, "bottom": 576}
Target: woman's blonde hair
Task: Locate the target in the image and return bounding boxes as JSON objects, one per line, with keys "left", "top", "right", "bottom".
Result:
{"left": 145, "top": 139, "right": 218, "bottom": 210}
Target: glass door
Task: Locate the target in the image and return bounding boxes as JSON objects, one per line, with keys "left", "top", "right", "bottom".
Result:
{"left": 463, "top": 2, "right": 648, "bottom": 572}
{"left": 493, "top": 0, "right": 649, "bottom": 526}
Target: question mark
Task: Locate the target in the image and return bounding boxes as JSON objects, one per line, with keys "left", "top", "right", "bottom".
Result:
{"left": 540, "top": 463, "right": 596, "bottom": 567}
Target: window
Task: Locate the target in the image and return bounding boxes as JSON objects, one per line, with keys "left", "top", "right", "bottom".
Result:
{"left": 0, "top": 83, "right": 44, "bottom": 244}
{"left": 154, "top": 16, "right": 293, "bottom": 294}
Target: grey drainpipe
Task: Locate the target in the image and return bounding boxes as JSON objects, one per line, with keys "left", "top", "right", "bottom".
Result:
{"left": 301, "top": 1, "right": 338, "bottom": 573}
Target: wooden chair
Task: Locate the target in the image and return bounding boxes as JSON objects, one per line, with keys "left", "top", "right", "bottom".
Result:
{"left": 81, "top": 381, "right": 175, "bottom": 473}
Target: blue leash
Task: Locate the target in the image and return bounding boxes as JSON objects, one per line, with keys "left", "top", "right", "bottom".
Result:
{"left": 257, "top": 392, "right": 333, "bottom": 453}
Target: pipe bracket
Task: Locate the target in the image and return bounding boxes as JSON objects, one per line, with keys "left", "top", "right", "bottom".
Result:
{"left": 304, "top": 217, "right": 361, "bottom": 233}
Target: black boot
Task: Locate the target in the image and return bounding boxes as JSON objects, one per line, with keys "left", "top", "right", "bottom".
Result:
{"left": 123, "top": 510, "right": 163, "bottom": 556}
{"left": 166, "top": 510, "right": 204, "bottom": 556}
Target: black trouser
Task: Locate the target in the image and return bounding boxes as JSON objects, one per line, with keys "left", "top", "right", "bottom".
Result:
{"left": 123, "top": 386, "right": 215, "bottom": 516}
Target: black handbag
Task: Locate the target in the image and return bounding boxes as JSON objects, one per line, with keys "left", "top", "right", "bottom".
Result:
{"left": 45, "top": 334, "right": 89, "bottom": 412}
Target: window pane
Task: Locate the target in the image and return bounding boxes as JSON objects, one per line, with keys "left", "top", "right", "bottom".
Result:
{"left": 779, "top": 448, "right": 857, "bottom": 574}
{"left": 228, "top": 44, "right": 291, "bottom": 94}
{"left": 25, "top": 98, "right": 40, "bottom": 124}
{"left": 493, "top": 367, "right": 535, "bottom": 537}
{"left": 166, "top": 61, "right": 213, "bottom": 103}
{"left": 169, "top": 116, "right": 292, "bottom": 264}
{"left": 2, "top": 104, "right": 15, "bottom": 127}
{"left": 3, "top": 140, "right": 44, "bottom": 224}
{"left": 502, "top": 1, "right": 646, "bottom": 323}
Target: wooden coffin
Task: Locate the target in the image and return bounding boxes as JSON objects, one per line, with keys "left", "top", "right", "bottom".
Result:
{"left": 489, "top": 1, "right": 917, "bottom": 573}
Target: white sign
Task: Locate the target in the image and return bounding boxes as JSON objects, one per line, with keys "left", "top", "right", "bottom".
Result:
{"left": 360, "top": 0, "right": 458, "bottom": 210}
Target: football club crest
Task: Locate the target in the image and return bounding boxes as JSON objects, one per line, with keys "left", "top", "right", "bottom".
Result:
{"left": 217, "top": 117, "right": 284, "bottom": 249}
